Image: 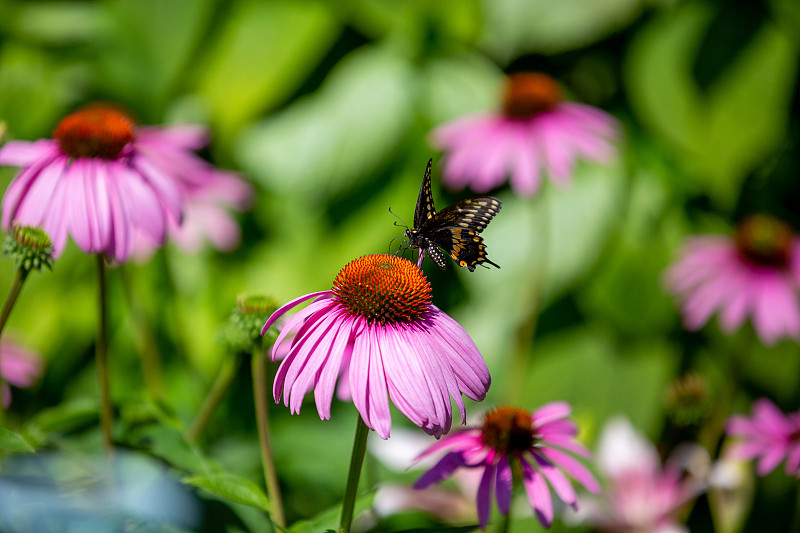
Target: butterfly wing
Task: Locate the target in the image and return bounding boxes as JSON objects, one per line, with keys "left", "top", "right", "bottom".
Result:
{"left": 421, "top": 197, "right": 502, "bottom": 271}
{"left": 431, "top": 197, "right": 502, "bottom": 233}
{"left": 413, "top": 159, "right": 437, "bottom": 229}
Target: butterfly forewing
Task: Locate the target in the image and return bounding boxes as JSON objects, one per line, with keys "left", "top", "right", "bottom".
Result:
{"left": 413, "top": 159, "right": 437, "bottom": 229}
{"left": 406, "top": 159, "right": 502, "bottom": 271}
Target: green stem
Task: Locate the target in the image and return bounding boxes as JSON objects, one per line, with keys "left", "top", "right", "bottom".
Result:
{"left": 339, "top": 416, "right": 370, "bottom": 533}
{"left": 252, "top": 349, "right": 285, "bottom": 527}
{"left": 0, "top": 268, "right": 28, "bottom": 393}
{"left": 96, "top": 255, "right": 113, "bottom": 454}
{"left": 503, "top": 192, "right": 550, "bottom": 405}
{"left": 496, "top": 510, "right": 511, "bottom": 533}
{"left": 184, "top": 357, "right": 237, "bottom": 444}
{"left": 118, "top": 266, "right": 164, "bottom": 400}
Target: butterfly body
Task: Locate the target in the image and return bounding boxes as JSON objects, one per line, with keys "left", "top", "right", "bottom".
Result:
{"left": 405, "top": 159, "right": 501, "bottom": 271}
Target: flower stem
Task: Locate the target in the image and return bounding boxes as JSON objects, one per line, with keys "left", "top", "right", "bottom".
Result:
{"left": 339, "top": 416, "right": 370, "bottom": 533}
{"left": 496, "top": 510, "right": 511, "bottom": 533}
{"left": 96, "top": 255, "right": 113, "bottom": 454}
{"left": 184, "top": 357, "right": 237, "bottom": 444}
{"left": 504, "top": 192, "right": 550, "bottom": 404}
{"left": 0, "top": 268, "right": 28, "bottom": 393}
{"left": 252, "top": 349, "right": 285, "bottom": 527}
{"left": 118, "top": 266, "right": 164, "bottom": 400}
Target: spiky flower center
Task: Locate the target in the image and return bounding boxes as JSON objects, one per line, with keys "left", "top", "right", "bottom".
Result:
{"left": 502, "top": 73, "right": 562, "bottom": 119}
{"left": 53, "top": 105, "right": 135, "bottom": 159}
{"left": 735, "top": 214, "right": 793, "bottom": 268}
{"left": 664, "top": 372, "right": 712, "bottom": 426}
{"left": 12, "top": 223, "right": 52, "bottom": 252}
{"left": 3, "top": 223, "right": 54, "bottom": 273}
{"left": 331, "top": 254, "right": 432, "bottom": 325}
{"left": 481, "top": 407, "right": 535, "bottom": 454}
{"left": 237, "top": 293, "right": 278, "bottom": 316}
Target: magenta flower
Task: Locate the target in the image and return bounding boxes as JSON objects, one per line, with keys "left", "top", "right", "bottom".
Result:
{"left": 665, "top": 215, "right": 800, "bottom": 345}
{"left": 1, "top": 340, "right": 43, "bottom": 408}
{"left": 260, "top": 254, "right": 490, "bottom": 440}
{"left": 726, "top": 398, "right": 800, "bottom": 477}
{"left": 0, "top": 104, "right": 183, "bottom": 262}
{"left": 133, "top": 125, "right": 252, "bottom": 254}
{"left": 432, "top": 72, "right": 620, "bottom": 197}
{"left": 571, "top": 418, "right": 706, "bottom": 533}
{"left": 413, "top": 404, "right": 600, "bottom": 529}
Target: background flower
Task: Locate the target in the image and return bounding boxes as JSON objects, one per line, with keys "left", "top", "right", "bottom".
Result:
{"left": 0, "top": 339, "right": 43, "bottom": 408}
{"left": 0, "top": 105, "right": 182, "bottom": 262}
{"left": 414, "top": 403, "right": 599, "bottom": 529}
{"left": 726, "top": 398, "right": 800, "bottom": 477}
{"left": 665, "top": 215, "right": 800, "bottom": 345}
{"left": 133, "top": 125, "right": 252, "bottom": 255}
{"left": 569, "top": 418, "right": 707, "bottom": 533}
{"left": 432, "top": 72, "right": 620, "bottom": 197}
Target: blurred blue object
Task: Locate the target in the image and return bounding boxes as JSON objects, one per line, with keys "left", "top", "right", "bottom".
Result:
{"left": 0, "top": 450, "right": 200, "bottom": 532}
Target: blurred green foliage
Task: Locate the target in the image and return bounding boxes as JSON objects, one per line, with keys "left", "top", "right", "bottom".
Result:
{"left": 0, "top": 0, "right": 798, "bottom": 532}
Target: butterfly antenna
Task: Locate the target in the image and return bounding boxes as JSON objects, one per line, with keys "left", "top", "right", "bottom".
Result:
{"left": 388, "top": 207, "right": 409, "bottom": 230}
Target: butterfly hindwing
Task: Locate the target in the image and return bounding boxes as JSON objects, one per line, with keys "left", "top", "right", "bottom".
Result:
{"left": 405, "top": 159, "right": 501, "bottom": 271}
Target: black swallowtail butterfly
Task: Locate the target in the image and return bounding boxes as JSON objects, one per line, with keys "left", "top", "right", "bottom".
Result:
{"left": 404, "top": 159, "right": 501, "bottom": 271}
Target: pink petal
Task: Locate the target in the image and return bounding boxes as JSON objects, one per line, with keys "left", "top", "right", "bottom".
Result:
{"left": 521, "top": 459, "right": 553, "bottom": 527}
{"left": 494, "top": 455, "right": 513, "bottom": 514}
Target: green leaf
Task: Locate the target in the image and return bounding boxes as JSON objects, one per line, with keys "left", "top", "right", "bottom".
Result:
{"left": 237, "top": 45, "right": 416, "bottom": 199}
{"left": 25, "top": 398, "right": 98, "bottom": 437}
{"left": 422, "top": 53, "right": 503, "bottom": 125}
{"left": 456, "top": 162, "right": 624, "bottom": 359}
{"left": 479, "top": 0, "right": 647, "bottom": 59}
{"left": 98, "top": 0, "right": 216, "bottom": 119}
{"left": 288, "top": 492, "right": 374, "bottom": 533}
{"left": 183, "top": 473, "right": 270, "bottom": 512}
{"left": 626, "top": 3, "right": 799, "bottom": 208}
{"left": 517, "top": 326, "right": 677, "bottom": 439}
{"left": 195, "top": 0, "right": 339, "bottom": 146}
{"left": 0, "top": 427, "right": 35, "bottom": 453}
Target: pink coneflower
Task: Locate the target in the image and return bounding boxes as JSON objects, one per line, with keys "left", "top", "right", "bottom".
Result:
{"left": 570, "top": 418, "right": 706, "bottom": 533}
{"left": 665, "top": 214, "right": 800, "bottom": 345}
{"left": 0, "top": 104, "right": 183, "bottom": 262}
{"left": 260, "top": 254, "right": 490, "bottom": 439}
{"left": 432, "top": 72, "right": 620, "bottom": 197}
{"left": 133, "top": 125, "right": 252, "bottom": 254}
{"left": 413, "top": 404, "right": 599, "bottom": 529}
{"left": 1, "top": 340, "right": 43, "bottom": 407}
{"left": 726, "top": 398, "right": 800, "bottom": 477}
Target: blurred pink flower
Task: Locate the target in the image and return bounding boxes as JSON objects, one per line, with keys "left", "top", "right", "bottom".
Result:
{"left": 726, "top": 398, "right": 800, "bottom": 477}
{"left": 665, "top": 215, "right": 800, "bottom": 345}
{"left": 0, "top": 104, "right": 183, "bottom": 262}
{"left": 432, "top": 72, "right": 620, "bottom": 197}
{"left": 260, "top": 254, "right": 490, "bottom": 439}
{"left": 570, "top": 418, "right": 706, "bottom": 533}
{"left": 134, "top": 125, "right": 252, "bottom": 255}
{"left": 413, "top": 404, "right": 599, "bottom": 529}
{"left": 1, "top": 340, "right": 43, "bottom": 407}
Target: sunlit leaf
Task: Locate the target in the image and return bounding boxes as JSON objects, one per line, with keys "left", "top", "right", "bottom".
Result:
{"left": 195, "top": 0, "right": 339, "bottom": 146}
{"left": 456, "top": 162, "right": 625, "bottom": 365}
{"left": 237, "top": 45, "right": 416, "bottom": 199}
{"left": 183, "top": 473, "right": 270, "bottom": 512}
{"left": 98, "top": 0, "right": 216, "bottom": 119}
